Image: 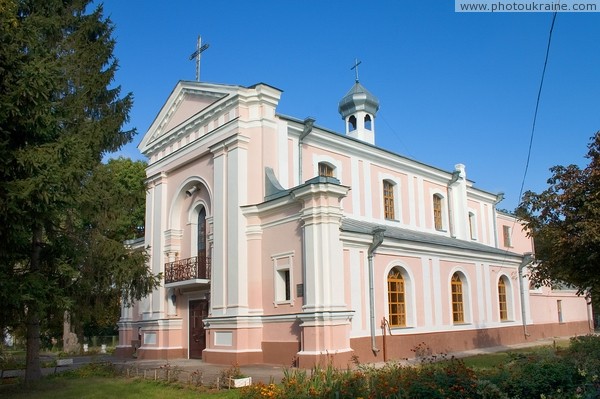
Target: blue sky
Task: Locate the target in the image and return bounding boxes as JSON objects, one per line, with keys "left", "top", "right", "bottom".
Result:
{"left": 99, "top": 1, "right": 600, "bottom": 212}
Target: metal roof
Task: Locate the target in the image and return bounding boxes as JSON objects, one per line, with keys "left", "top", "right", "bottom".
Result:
{"left": 341, "top": 218, "right": 522, "bottom": 258}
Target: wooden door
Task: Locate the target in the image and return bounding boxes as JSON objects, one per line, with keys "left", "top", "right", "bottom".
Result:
{"left": 189, "top": 299, "right": 208, "bottom": 358}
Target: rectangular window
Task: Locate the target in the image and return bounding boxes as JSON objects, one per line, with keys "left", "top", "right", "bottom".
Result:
{"left": 272, "top": 252, "right": 294, "bottom": 305}
{"left": 318, "top": 162, "right": 334, "bottom": 177}
{"left": 503, "top": 225, "right": 512, "bottom": 247}
{"left": 557, "top": 300, "right": 563, "bottom": 323}
{"left": 383, "top": 181, "right": 395, "bottom": 220}
{"left": 275, "top": 268, "right": 291, "bottom": 302}
{"left": 469, "top": 212, "right": 477, "bottom": 240}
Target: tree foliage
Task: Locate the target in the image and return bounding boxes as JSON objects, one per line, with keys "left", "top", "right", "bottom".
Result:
{"left": 0, "top": 0, "right": 160, "bottom": 381}
{"left": 517, "top": 131, "right": 600, "bottom": 300}
{"left": 67, "top": 158, "right": 153, "bottom": 336}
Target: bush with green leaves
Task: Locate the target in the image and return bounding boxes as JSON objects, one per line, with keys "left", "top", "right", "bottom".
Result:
{"left": 567, "top": 334, "right": 600, "bottom": 373}
{"left": 241, "top": 336, "right": 600, "bottom": 398}
{"left": 499, "top": 351, "right": 581, "bottom": 398}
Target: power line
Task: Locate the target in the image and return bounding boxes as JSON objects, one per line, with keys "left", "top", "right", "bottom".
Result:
{"left": 502, "top": 12, "right": 558, "bottom": 265}
{"left": 516, "top": 12, "right": 558, "bottom": 208}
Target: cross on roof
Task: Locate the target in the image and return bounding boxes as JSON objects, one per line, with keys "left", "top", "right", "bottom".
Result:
{"left": 351, "top": 58, "right": 362, "bottom": 83}
{"left": 189, "top": 35, "right": 210, "bottom": 82}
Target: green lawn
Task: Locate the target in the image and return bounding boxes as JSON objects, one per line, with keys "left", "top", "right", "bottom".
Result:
{"left": 461, "top": 340, "right": 570, "bottom": 369}
{"left": 0, "top": 377, "right": 241, "bottom": 399}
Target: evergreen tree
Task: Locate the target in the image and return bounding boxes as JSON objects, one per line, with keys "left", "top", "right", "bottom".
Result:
{"left": 67, "top": 158, "right": 153, "bottom": 341}
{"left": 0, "top": 0, "right": 159, "bottom": 381}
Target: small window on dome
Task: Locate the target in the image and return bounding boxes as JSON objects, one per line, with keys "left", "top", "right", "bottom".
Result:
{"left": 348, "top": 115, "right": 357, "bottom": 132}
{"left": 364, "top": 114, "right": 372, "bottom": 130}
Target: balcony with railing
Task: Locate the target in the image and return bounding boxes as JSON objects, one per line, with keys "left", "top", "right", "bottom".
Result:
{"left": 164, "top": 256, "right": 211, "bottom": 289}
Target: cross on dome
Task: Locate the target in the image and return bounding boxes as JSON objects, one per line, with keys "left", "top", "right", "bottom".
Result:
{"left": 351, "top": 58, "right": 362, "bottom": 83}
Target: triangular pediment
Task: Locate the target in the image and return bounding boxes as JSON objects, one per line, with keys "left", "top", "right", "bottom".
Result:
{"left": 138, "top": 81, "right": 241, "bottom": 155}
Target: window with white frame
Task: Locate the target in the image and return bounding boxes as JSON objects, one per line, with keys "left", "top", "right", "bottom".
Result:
{"left": 468, "top": 211, "right": 477, "bottom": 240}
{"left": 318, "top": 162, "right": 334, "bottom": 177}
{"left": 498, "top": 276, "right": 508, "bottom": 321}
{"left": 387, "top": 267, "right": 406, "bottom": 327}
{"left": 502, "top": 225, "right": 512, "bottom": 247}
{"left": 383, "top": 180, "right": 396, "bottom": 220}
{"left": 450, "top": 271, "right": 470, "bottom": 324}
{"left": 433, "top": 194, "right": 444, "bottom": 231}
{"left": 451, "top": 273, "right": 464, "bottom": 323}
{"left": 272, "top": 252, "right": 294, "bottom": 305}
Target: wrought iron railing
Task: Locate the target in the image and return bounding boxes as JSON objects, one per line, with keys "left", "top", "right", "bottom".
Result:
{"left": 165, "top": 256, "right": 211, "bottom": 284}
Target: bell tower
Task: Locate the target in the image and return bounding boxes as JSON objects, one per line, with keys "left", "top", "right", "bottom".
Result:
{"left": 338, "top": 60, "right": 380, "bottom": 145}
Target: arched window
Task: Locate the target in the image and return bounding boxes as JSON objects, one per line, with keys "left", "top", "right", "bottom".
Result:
{"left": 498, "top": 277, "right": 508, "bottom": 321}
{"left": 364, "top": 114, "right": 372, "bottom": 130}
{"left": 388, "top": 268, "right": 406, "bottom": 327}
{"left": 197, "top": 208, "right": 207, "bottom": 275}
{"left": 383, "top": 180, "right": 395, "bottom": 220}
{"left": 348, "top": 115, "right": 357, "bottom": 131}
{"left": 451, "top": 273, "right": 464, "bottom": 323}
{"left": 433, "top": 194, "right": 443, "bottom": 230}
{"left": 318, "top": 162, "right": 334, "bottom": 177}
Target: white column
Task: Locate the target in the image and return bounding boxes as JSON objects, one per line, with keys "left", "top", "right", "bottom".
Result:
{"left": 151, "top": 173, "right": 167, "bottom": 318}
{"left": 225, "top": 136, "right": 250, "bottom": 314}
{"left": 293, "top": 182, "right": 349, "bottom": 312}
{"left": 210, "top": 145, "right": 226, "bottom": 316}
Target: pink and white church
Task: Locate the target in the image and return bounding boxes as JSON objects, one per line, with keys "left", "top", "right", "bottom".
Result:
{"left": 116, "top": 77, "right": 592, "bottom": 367}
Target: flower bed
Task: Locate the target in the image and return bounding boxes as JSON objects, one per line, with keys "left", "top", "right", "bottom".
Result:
{"left": 240, "top": 335, "right": 600, "bottom": 399}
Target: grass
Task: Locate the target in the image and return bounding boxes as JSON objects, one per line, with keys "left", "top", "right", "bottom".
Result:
{"left": 461, "top": 339, "right": 571, "bottom": 370}
{"left": 0, "top": 377, "right": 241, "bottom": 399}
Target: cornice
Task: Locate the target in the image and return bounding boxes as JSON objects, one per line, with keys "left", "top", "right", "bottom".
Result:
{"left": 142, "top": 95, "right": 239, "bottom": 159}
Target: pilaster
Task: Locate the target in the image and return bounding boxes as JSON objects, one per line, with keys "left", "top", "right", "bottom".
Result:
{"left": 291, "top": 179, "right": 350, "bottom": 313}
{"left": 209, "top": 135, "right": 251, "bottom": 317}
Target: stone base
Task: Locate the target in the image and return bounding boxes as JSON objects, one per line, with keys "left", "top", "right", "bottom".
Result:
{"left": 202, "top": 349, "right": 263, "bottom": 365}
{"left": 349, "top": 321, "right": 592, "bottom": 364}
{"left": 136, "top": 347, "right": 185, "bottom": 360}
{"left": 114, "top": 346, "right": 136, "bottom": 359}
{"left": 262, "top": 341, "right": 301, "bottom": 366}
{"left": 296, "top": 349, "right": 355, "bottom": 369}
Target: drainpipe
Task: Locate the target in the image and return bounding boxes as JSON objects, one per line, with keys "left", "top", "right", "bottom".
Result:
{"left": 298, "top": 117, "right": 315, "bottom": 185}
{"left": 518, "top": 252, "right": 534, "bottom": 338}
{"left": 586, "top": 293, "right": 594, "bottom": 332}
{"left": 492, "top": 193, "right": 504, "bottom": 248}
{"left": 368, "top": 227, "right": 386, "bottom": 355}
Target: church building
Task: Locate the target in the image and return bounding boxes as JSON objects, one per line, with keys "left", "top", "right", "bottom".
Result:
{"left": 116, "top": 75, "right": 592, "bottom": 367}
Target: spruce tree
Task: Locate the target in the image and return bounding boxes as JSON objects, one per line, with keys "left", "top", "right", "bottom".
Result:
{"left": 0, "top": 0, "right": 159, "bottom": 381}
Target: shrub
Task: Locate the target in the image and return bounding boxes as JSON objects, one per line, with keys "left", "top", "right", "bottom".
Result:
{"left": 56, "top": 362, "right": 119, "bottom": 379}
{"left": 567, "top": 334, "right": 600, "bottom": 373}
{"left": 402, "top": 359, "right": 479, "bottom": 399}
{"left": 496, "top": 351, "right": 581, "bottom": 398}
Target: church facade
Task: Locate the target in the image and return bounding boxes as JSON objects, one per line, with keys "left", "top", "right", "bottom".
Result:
{"left": 116, "top": 79, "right": 592, "bottom": 367}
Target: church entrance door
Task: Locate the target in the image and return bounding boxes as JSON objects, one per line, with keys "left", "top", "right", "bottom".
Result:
{"left": 189, "top": 299, "right": 208, "bottom": 359}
